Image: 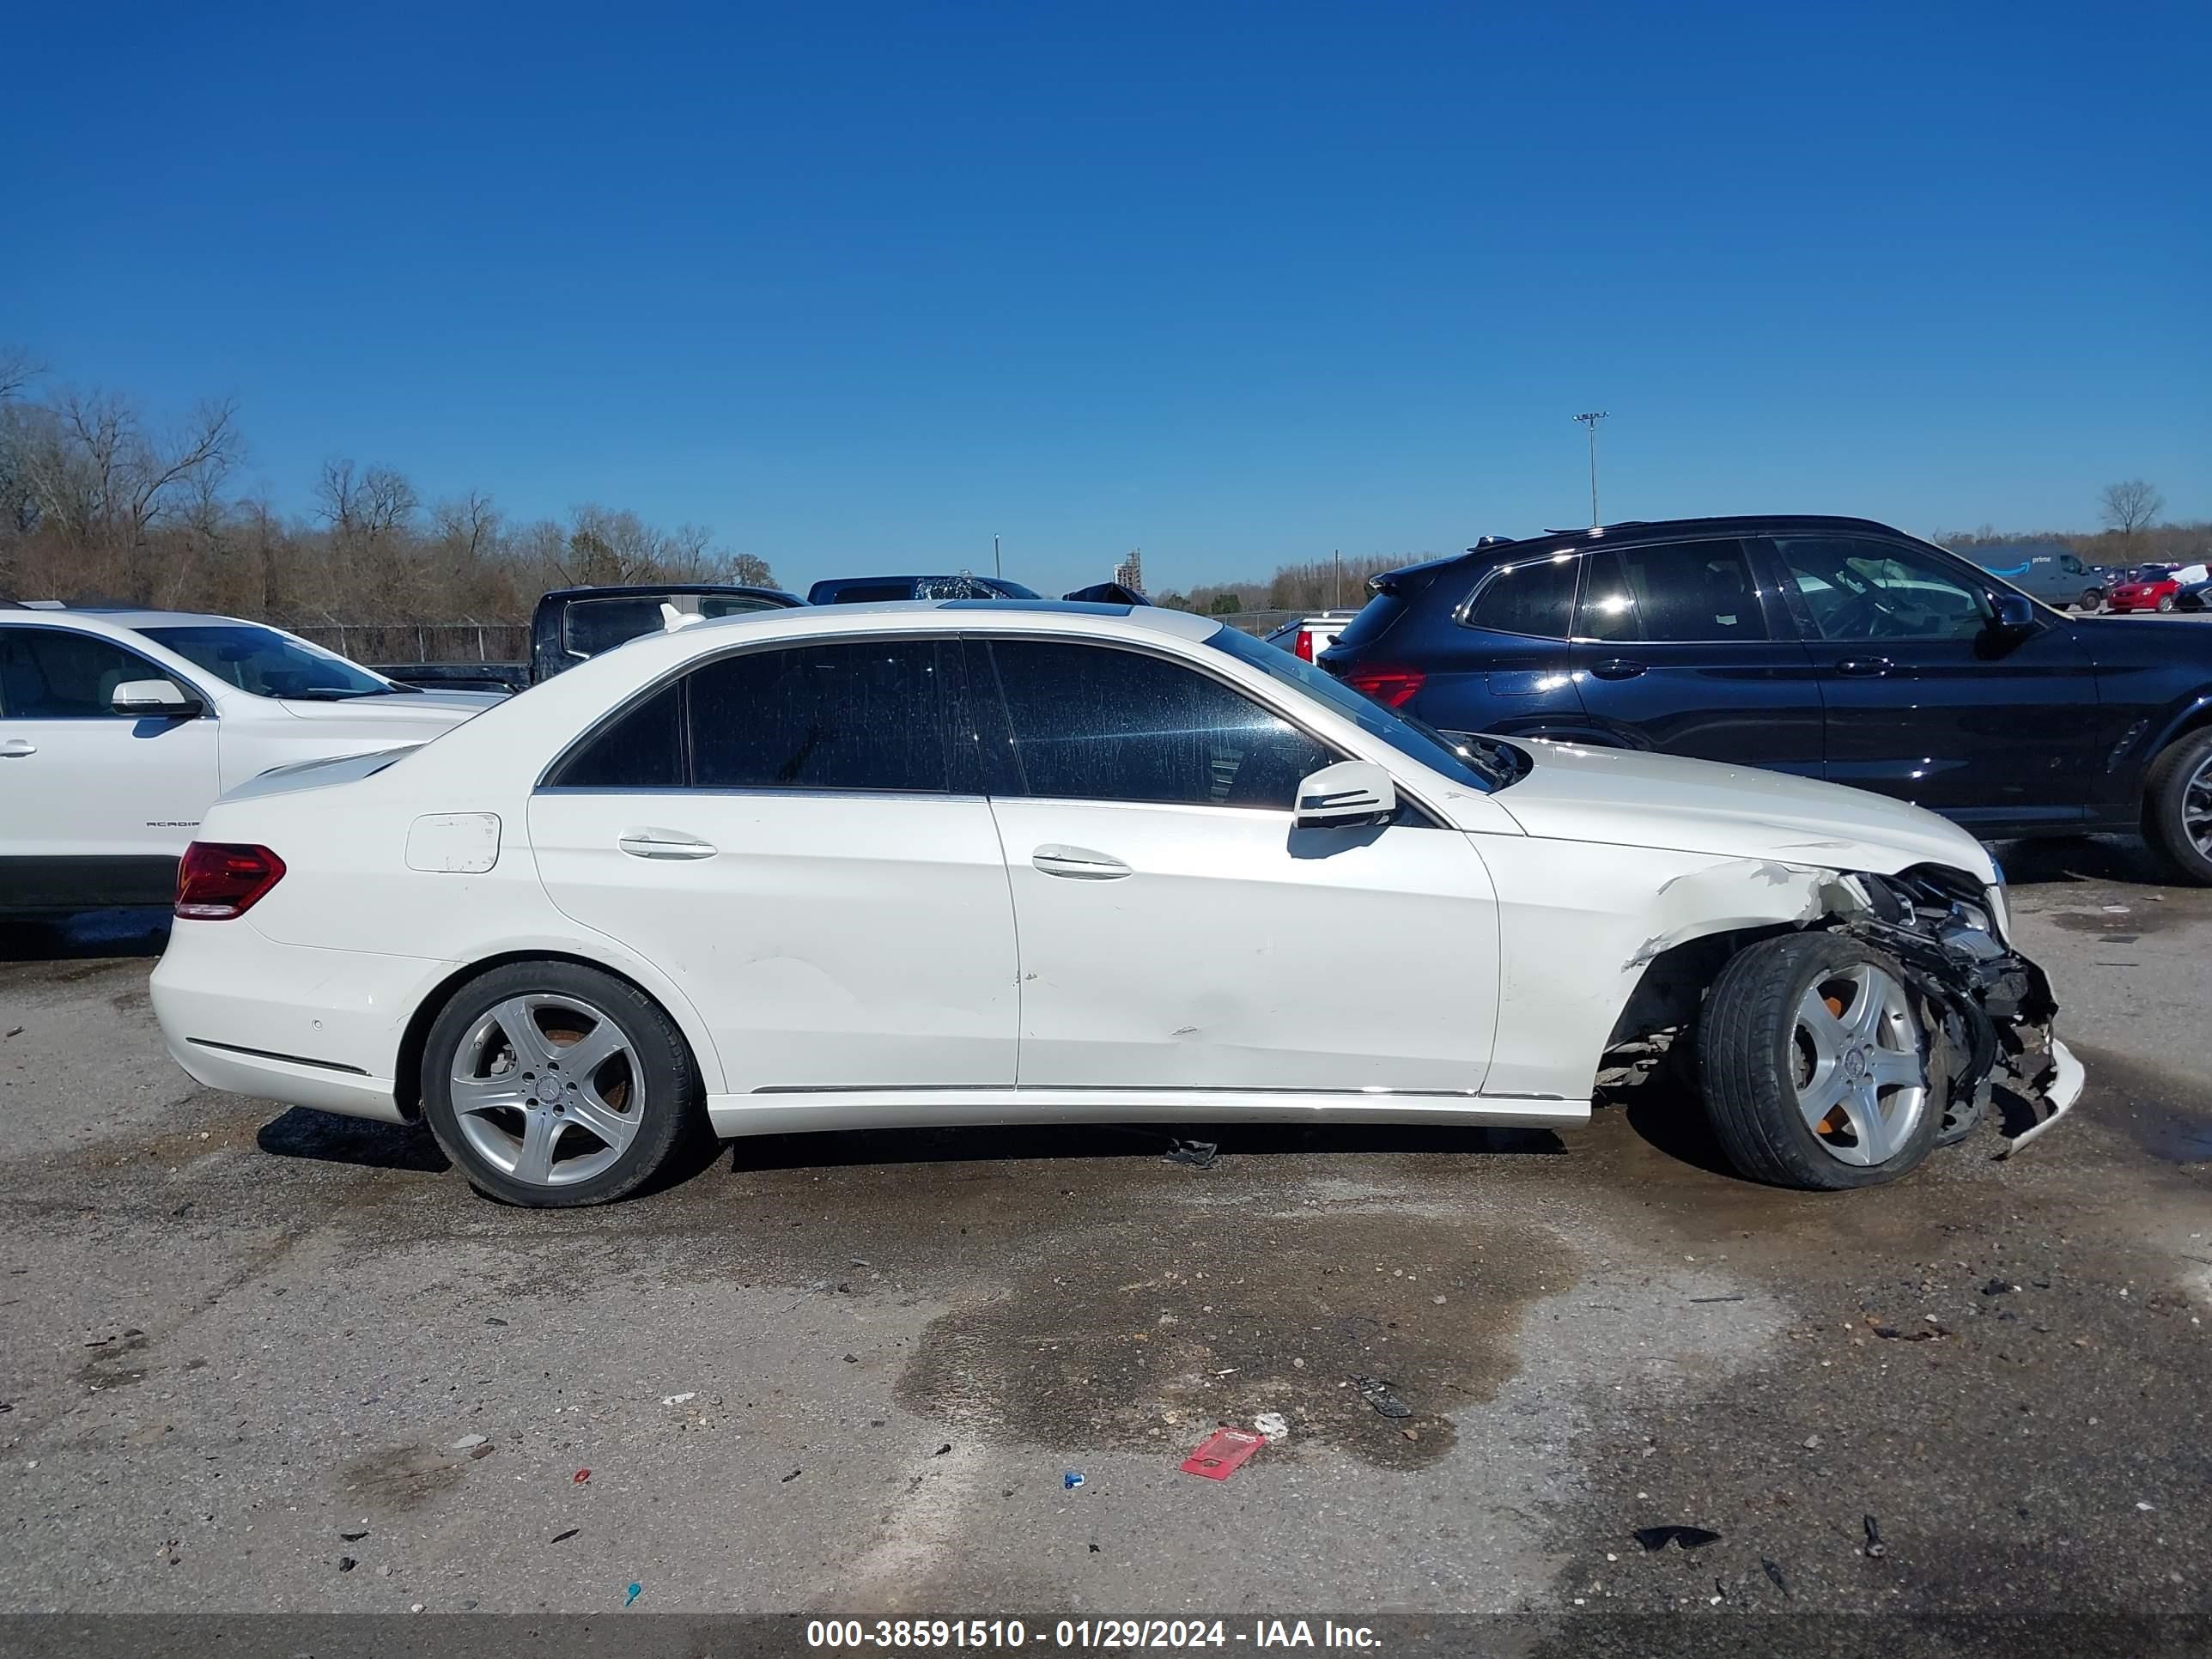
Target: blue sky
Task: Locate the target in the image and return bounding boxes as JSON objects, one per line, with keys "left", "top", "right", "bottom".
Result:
{"left": 7, "top": 1, "right": 2207, "bottom": 596}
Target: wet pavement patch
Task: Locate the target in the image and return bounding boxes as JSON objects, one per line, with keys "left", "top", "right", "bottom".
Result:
{"left": 895, "top": 1208, "right": 1565, "bottom": 1471}
{"left": 76, "top": 1328, "right": 153, "bottom": 1391}
{"left": 339, "top": 1443, "right": 468, "bottom": 1512}
{"left": 2068, "top": 1045, "right": 2212, "bottom": 1165}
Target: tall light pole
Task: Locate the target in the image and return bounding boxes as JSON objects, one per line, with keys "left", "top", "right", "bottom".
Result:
{"left": 1572, "top": 411, "right": 1608, "bottom": 527}
{"left": 993, "top": 533, "right": 1001, "bottom": 579}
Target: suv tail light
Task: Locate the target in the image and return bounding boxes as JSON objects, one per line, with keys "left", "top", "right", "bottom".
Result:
{"left": 1343, "top": 665, "right": 1426, "bottom": 708}
{"left": 175, "top": 842, "right": 287, "bottom": 920}
{"left": 1294, "top": 628, "right": 1316, "bottom": 663}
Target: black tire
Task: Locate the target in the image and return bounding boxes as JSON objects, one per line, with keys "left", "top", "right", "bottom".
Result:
{"left": 2141, "top": 729, "right": 2212, "bottom": 886}
{"left": 421, "top": 960, "right": 704, "bottom": 1206}
{"left": 2157, "top": 593, "right": 2176, "bottom": 612}
{"left": 2080, "top": 590, "right": 2103, "bottom": 612}
{"left": 1697, "top": 933, "right": 1940, "bottom": 1191}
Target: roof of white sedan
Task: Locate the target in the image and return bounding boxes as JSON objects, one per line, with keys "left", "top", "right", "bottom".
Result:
{"left": 660, "top": 598, "right": 1222, "bottom": 643}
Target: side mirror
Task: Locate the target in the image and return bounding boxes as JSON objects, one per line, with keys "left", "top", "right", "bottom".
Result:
{"left": 1990, "top": 593, "right": 2037, "bottom": 633}
{"left": 1293, "top": 759, "right": 1396, "bottom": 830}
{"left": 112, "top": 679, "right": 203, "bottom": 717}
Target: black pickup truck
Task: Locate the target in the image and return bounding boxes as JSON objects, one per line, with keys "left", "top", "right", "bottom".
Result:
{"left": 376, "top": 583, "right": 805, "bottom": 694}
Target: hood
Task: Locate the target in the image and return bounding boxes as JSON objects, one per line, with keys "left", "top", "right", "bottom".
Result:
{"left": 1485, "top": 740, "right": 1998, "bottom": 884}
{"left": 270, "top": 691, "right": 497, "bottom": 728}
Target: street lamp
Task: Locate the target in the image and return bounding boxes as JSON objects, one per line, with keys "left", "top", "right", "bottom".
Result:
{"left": 1572, "top": 411, "right": 1608, "bottom": 527}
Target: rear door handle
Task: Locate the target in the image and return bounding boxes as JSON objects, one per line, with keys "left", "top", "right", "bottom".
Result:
{"left": 1834, "top": 658, "right": 1895, "bottom": 678}
{"left": 1031, "top": 843, "right": 1132, "bottom": 880}
{"left": 617, "top": 829, "right": 718, "bottom": 860}
{"left": 1588, "top": 659, "right": 1646, "bottom": 681}
{"left": 0, "top": 738, "right": 34, "bottom": 757}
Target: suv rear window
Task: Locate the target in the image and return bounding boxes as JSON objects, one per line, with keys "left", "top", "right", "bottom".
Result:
{"left": 1464, "top": 556, "right": 1578, "bottom": 639}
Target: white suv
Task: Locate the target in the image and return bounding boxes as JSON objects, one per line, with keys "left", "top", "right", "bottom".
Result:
{"left": 0, "top": 605, "right": 498, "bottom": 915}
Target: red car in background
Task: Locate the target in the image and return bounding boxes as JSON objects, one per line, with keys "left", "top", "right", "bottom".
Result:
{"left": 2106, "top": 564, "right": 2183, "bottom": 612}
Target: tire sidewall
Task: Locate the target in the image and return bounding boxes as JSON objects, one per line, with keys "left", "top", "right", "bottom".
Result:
{"left": 421, "top": 961, "right": 697, "bottom": 1206}
{"left": 2144, "top": 732, "right": 2212, "bottom": 885}
{"left": 1704, "top": 933, "right": 1941, "bottom": 1190}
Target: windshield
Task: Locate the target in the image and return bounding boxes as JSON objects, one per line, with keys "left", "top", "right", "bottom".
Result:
{"left": 141, "top": 624, "right": 396, "bottom": 700}
{"left": 2132, "top": 566, "right": 2173, "bottom": 582}
{"left": 1206, "top": 623, "right": 1516, "bottom": 792}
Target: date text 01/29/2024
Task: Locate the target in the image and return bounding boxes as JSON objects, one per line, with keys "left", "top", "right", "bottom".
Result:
{"left": 804, "top": 1620, "right": 1382, "bottom": 1649}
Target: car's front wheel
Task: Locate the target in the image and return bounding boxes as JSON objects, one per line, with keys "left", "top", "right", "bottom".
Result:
{"left": 2080, "top": 589, "right": 2104, "bottom": 611}
{"left": 2142, "top": 729, "right": 2212, "bottom": 886}
{"left": 1698, "top": 933, "right": 1938, "bottom": 1190}
{"left": 2157, "top": 593, "right": 2176, "bottom": 611}
{"left": 421, "top": 960, "right": 703, "bottom": 1206}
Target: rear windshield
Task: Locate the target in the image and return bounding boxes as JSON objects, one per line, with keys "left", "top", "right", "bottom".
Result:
{"left": 1206, "top": 624, "right": 1516, "bottom": 793}
{"left": 563, "top": 593, "right": 780, "bottom": 656}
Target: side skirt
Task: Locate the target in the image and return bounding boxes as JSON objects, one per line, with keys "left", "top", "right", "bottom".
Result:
{"left": 705, "top": 1088, "right": 1589, "bottom": 1139}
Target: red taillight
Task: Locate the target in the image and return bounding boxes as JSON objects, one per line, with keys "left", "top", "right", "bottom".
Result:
{"left": 175, "top": 842, "right": 287, "bottom": 921}
{"left": 1294, "top": 628, "right": 1316, "bottom": 662}
{"left": 1344, "top": 664, "right": 1426, "bottom": 708}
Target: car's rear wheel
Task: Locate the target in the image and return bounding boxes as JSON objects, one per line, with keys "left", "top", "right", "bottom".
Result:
{"left": 2142, "top": 729, "right": 2212, "bottom": 886}
{"left": 421, "top": 960, "right": 703, "bottom": 1206}
{"left": 1698, "top": 933, "right": 1938, "bottom": 1190}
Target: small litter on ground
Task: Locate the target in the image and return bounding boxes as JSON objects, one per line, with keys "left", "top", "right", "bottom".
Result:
{"left": 1352, "top": 1376, "right": 1413, "bottom": 1419}
{"left": 624, "top": 1583, "right": 642, "bottom": 1607}
{"left": 661, "top": 1393, "right": 696, "bottom": 1407}
{"left": 550, "top": 1528, "right": 579, "bottom": 1543}
{"left": 1762, "top": 1559, "right": 1790, "bottom": 1597}
{"left": 1252, "top": 1412, "right": 1291, "bottom": 1444}
{"left": 1633, "top": 1525, "right": 1722, "bottom": 1552}
{"left": 1164, "top": 1138, "right": 1218, "bottom": 1169}
{"left": 1180, "top": 1427, "right": 1266, "bottom": 1480}
{"left": 449, "top": 1433, "right": 488, "bottom": 1451}
{"left": 1863, "top": 1515, "right": 1887, "bottom": 1559}
{"left": 573, "top": 1468, "right": 590, "bottom": 1484}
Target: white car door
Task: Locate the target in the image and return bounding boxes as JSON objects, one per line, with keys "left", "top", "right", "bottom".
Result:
{"left": 0, "top": 623, "right": 220, "bottom": 908}
{"left": 971, "top": 636, "right": 1500, "bottom": 1093}
{"left": 528, "top": 635, "right": 1019, "bottom": 1093}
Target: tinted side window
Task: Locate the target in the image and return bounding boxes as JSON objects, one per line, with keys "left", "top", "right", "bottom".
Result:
{"left": 689, "top": 641, "right": 950, "bottom": 792}
{"left": 1576, "top": 539, "right": 1770, "bottom": 642}
{"left": 563, "top": 597, "right": 666, "bottom": 658}
{"left": 1776, "top": 538, "right": 1990, "bottom": 642}
{"left": 549, "top": 682, "right": 685, "bottom": 787}
{"left": 986, "top": 640, "right": 1335, "bottom": 809}
{"left": 0, "top": 628, "right": 176, "bottom": 719}
{"left": 1464, "top": 556, "right": 1578, "bottom": 638}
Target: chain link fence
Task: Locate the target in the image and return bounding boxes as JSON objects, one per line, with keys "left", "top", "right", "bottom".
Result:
{"left": 291, "top": 622, "right": 530, "bottom": 665}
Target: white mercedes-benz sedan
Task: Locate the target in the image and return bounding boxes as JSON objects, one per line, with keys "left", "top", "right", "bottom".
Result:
{"left": 148, "top": 600, "right": 2081, "bottom": 1206}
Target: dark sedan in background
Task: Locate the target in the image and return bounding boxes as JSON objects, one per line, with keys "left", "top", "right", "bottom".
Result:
{"left": 1318, "top": 514, "right": 2212, "bottom": 882}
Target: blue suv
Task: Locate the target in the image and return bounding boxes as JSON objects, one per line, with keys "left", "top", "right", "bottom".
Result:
{"left": 1317, "top": 514, "right": 2212, "bottom": 882}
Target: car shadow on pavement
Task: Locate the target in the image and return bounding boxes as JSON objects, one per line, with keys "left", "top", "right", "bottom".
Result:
{"left": 1989, "top": 836, "right": 2172, "bottom": 886}
{"left": 255, "top": 1106, "right": 450, "bottom": 1173}
{"left": 0, "top": 907, "right": 171, "bottom": 962}
{"left": 720, "top": 1120, "right": 1567, "bottom": 1175}
{"left": 1614, "top": 1082, "right": 1741, "bottom": 1180}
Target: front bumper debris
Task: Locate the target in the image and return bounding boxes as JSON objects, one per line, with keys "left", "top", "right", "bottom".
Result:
{"left": 1836, "top": 866, "right": 2075, "bottom": 1156}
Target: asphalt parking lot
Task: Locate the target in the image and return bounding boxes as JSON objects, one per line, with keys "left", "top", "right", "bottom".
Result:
{"left": 0, "top": 840, "right": 2206, "bottom": 1644}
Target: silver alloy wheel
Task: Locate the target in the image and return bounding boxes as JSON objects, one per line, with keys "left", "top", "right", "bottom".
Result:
{"left": 449, "top": 994, "right": 643, "bottom": 1188}
{"left": 1790, "top": 963, "right": 1926, "bottom": 1166}
{"left": 2184, "top": 754, "right": 2212, "bottom": 860}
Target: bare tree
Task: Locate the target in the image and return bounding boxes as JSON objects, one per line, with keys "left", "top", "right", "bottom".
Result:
{"left": 2100, "top": 479, "right": 2165, "bottom": 552}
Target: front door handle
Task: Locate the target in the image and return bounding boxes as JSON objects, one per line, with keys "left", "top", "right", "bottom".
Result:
{"left": 1835, "top": 658, "right": 1895, "bottom": 678}
{"left": 617, "top": 829, "right": 718, "bottom": 860}
{"left": 1588, "top": 659, "right": 1646, "bottom": 681}
{"left": 1031, "top": 844, "right": 1132, "bottom": 880}
{"left": 0, "top": 738, "right": 34, "bottom": 757}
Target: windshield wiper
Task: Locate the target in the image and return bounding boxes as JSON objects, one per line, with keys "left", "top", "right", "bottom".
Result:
{"left": 278, "top": 687, "right": 385, "bottom": 701}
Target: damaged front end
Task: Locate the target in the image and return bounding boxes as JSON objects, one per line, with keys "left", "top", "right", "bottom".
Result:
{"left": 1822, "top": 865, "right": 2077, "bottom": 1156}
